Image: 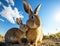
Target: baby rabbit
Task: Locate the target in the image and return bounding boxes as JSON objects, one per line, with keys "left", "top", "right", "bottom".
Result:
{"left": 5, "top": 18, "right": 28, "bottom": 44}
{"left": 23, "top": 0, "right": 43, "bottom": 46}
{"left": 16, "top": 18, "right": 28, "bottom": 33}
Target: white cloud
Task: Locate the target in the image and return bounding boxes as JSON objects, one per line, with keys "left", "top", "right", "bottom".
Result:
{"left": 13, "top": 7, "right": 24, "bottom": 18}
{"left": 0, "top": 5, "right": 24, "bottom": 24}
{"left": 0, "top": 2, "right": 2, "bottom": 6}
{"left": 5, "top": 0, "right": 9, "bottom": 3}
{"left": 6, "top": 0, "right": 14, "bottom": 6}
{"left": 0, "top": 19, "right": 4, "bottom": 22}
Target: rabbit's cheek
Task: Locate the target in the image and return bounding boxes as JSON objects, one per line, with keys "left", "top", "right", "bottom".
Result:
{"left": 30, "top": 22, "right": 38, "bottom": 28}
{"left": 26, "top": 21, "right": 33, "bottom": 28}
{"left": 33, "top": 23, "right": 38, "bottom": 28}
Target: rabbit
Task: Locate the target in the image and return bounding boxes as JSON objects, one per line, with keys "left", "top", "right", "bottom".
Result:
{"left": 5, "top": 18, "right": 28, "bottom": 45}
{"left": 16, "top": 18, "right": 28, "bottom": 33}
{"left": 23, "top": 0, "right": 43, "bottom": 46}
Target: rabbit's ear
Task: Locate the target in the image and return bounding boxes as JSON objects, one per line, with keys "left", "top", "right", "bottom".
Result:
{"left": 34, "top": 4, "right": 41, "bottom": 15}
{"left": 23, "top": 0, "right": 33, "bottom": 15}
{"left": 16, "top": 18, "right": 22, "bottom": 25}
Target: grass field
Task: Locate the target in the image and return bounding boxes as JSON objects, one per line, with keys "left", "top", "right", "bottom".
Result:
{"left": 0, "top": 32, "right": 60, "bottom": 46}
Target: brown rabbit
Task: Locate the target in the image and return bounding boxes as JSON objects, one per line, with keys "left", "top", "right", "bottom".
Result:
{"left": 23, "top": 0, "right": 43, "bottom": 46}
{"left": 16, "top": 18, "right": 28, "bottom": 33}
{"left": 5, "top": 18, "right": 28, "bottom": 44}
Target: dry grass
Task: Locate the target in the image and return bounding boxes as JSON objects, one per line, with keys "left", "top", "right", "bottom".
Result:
{"left": 0, "top": 39, "right": 60, "bottom": 46}
{"left": 0, "top": 37, "right": 5, "bottom": 42}
{"left": 0, "top": 32, "right": 60, "bottom": 46}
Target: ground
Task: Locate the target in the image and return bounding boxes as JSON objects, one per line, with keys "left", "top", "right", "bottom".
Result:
{"left": 0, "top": 32, "right": 60, "bottom": 46}
{"left": 0, "top": 39, "right": 60, "bottom": 46}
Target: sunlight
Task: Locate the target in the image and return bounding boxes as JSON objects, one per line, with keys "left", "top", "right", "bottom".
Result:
{"left": 53, "top": 9, "right": 60, "bottom": 23}
{"left": 55, "top": 12, "right": 60, "bottom": 22}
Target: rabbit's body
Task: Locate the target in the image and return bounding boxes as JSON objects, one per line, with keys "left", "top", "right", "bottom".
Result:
{"left": 5, "top": 28, "right": 18, "bottom": 43}
{"left": 5, "top": 28, "right": 25, "bottom": 44}
{"left": 23, "top": 0, "right": 43, "bottom": 46}
{"left": 26, "top": 27, "right": 43, "bottom": 43}
{"left": 5, "top": 18, "right": 28, "bottom": 44}
{"left": 26, "top": 27, "right": 43, "bottom": 46}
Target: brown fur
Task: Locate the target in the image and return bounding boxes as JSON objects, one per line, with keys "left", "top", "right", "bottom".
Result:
{"left": 23, "top": 0, "right": 43, "bottom": 46}
{"left": 5, "top": 18, "right": 28, "bottom": 44}
{"left": 5, "top": 28, "right": 24, "bottom": 44}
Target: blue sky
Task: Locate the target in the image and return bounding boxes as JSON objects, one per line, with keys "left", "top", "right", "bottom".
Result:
{"left": 0, "top": 0, "right": 60, "bottom": 35}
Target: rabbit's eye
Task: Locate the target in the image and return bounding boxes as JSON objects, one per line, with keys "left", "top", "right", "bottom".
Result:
{"left": 31, "top": 16, "right": 34, "bottom": 19}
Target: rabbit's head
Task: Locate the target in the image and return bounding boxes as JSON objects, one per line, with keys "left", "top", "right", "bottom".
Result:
{"left": 23, "top": 0, "right": 42, "bottom": 29}
{"left": 16, "top": 18, "right": 28, "bottom": 32}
